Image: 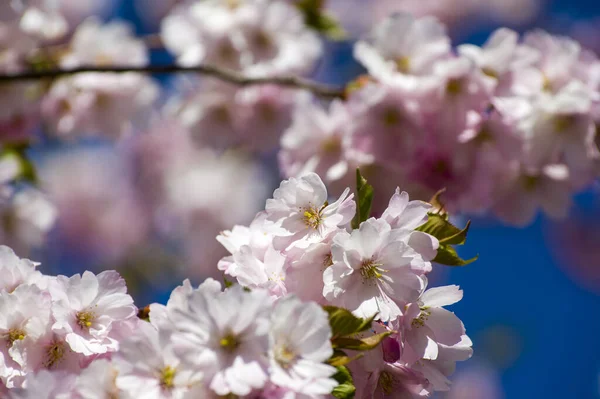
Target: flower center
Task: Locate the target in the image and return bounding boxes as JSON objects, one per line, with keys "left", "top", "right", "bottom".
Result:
{"left": 76, "top": 310, "right": 96, "bottom": 329}
{"left": 360, "top": 259, "right": 384, "bottom": 280}
{"left": 522, "top": 175, "right": 539, "bottom": 191}
{"left": 446, "top": 79, "right": 462, "bottom": 95}
{"left": 553, "top": 115, "right": 576, "bottom": 133}
{"left": 160, "top": 366, "right": 177, "bottom": 389}
{"left": 320, "top": 136, "right": 341, "bottom": 154}
{"left": 378, "top": 371, "right": 395, "bottom": 394}
{"left": 302, "top": 205, "right": 324, "bottom": 229}
{"left": 323, "top": 252, "right": 333, "bottom": 269}
{"left": 7, "top": 328, "right": 26, "bottom": 346}
{"left": 395, "top": 56, "right": 411, "bottom": 74}
{"left": 43, "top": 340, "right": 68, "bottom": 369}
{"left": 219, "top": 333, "right": 240, "bottom": 352}
{"left": 274, "top": 344, "right": 297, "bottom": 369}
{"left": 411, "top": 307, "right": 432, "bottom": 328}
{"left": 382, "top": 108, "right": 400, "bottom": 126}
{"left": 482, "top": 67, "right": 498, "bottom": 79}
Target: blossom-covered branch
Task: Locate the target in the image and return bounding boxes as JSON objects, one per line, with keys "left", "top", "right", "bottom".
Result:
{"left": 0, "top": 65, "right": 346, "bottom": 99}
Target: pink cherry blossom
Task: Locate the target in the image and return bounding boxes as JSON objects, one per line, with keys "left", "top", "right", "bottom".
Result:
{"left": 323, "top": 218, "right": 429, "bottom": 321}
{"left": 265, "top": 173, "right": 355, "bottom": 249}
{"left": 49, "top": 270, "right": 137, "bottom": 355}
{"left": 268, "top": 296, "right": 337, "bottom": 396}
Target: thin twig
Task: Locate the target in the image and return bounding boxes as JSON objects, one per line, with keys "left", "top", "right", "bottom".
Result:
{"left": 0, "top": 64, "right": 346, "bottom": 98}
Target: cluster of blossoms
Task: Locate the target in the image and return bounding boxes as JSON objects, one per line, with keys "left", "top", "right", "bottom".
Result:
{"left": 0, "top": 153, "right": 57, "bottom": 256}
{"left": 0, "top": 171, "right": 473, "bottom": 398}
{"left": 1, "top": 0, "right": 599, "bottom": 260}
{"left": 161, "top": 0, "right": 321, "bottom": 153}
{"left": 218, "top": 172, "right": 473, "bottom": 397}
{"left": 279, "top": 12, "right": 600, "bottom": 226}
{"left": 324, "top": 0, "right": 542, "bottom": 38}
{"left": 0, "top": 242, "right": 339, "bottom": 398}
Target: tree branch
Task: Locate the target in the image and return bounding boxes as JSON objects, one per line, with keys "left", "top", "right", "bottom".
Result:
{"left": 0, "top": 64, "right": 346, "bottom": 98}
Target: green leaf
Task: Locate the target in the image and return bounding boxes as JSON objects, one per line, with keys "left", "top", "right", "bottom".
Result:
{"left": 323, "top": 306, "right": 375, "bottom": 338}
{"left": 415, "top": 213, "right": 462, "bottom": 241}
{"left": 0, "top": 144, "right": 37, "bottom": 184}
{"left": 331, "top": 366, "right": 355, "bottom": 399}
{"left": 351, "top": 168, "right": 374, "bottom": 229}
{"left": 295, "top": 0, "right": 347, "bottom": 40}
{"left": 416, "top": 213, "right": 477, "bottom": 266}
{"left": 434, "top": 245, "right": 478, "bottom": 267}
{"left": 332, "top": 331, "right": 392, "bottom": 351}
{"left": 440, "top": 220, "right": 471, "bottom": 246}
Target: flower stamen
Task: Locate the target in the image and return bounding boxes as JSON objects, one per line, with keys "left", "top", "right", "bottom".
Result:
{"left": 76, "top": 310, "right": 96, "bottom": 329}
{"left": 43, "top": 340, "right": 68, "bottom": 369}
{"left": 360, "top": 259, "right": 384, "bottom": 280}
{"left": 7, "top": 328, "right": 26, "bottom": 346}
{"left": 160, "top": 366, "right": 177, "bottom": 389}
{"left": 274, "top": 344, "right": 298, "bottom": 369}
{"left": 302, "top": 205, "right": 324, "bottom": 229}
{"left": 220, "top": 333, "right": 240, "bottom": 352}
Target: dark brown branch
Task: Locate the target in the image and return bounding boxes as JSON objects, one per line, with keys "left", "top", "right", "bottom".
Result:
{"left": 0, "top": 64, "right": 346, "bottom": 98}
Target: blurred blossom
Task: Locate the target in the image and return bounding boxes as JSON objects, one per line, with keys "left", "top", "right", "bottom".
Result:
{"left": 161, "top": 147, "right": 270, "bottom": 278}
{"left": 39, "top": 148, "right": 150, "bottom": 263}
{"left": 326, "top": 0, "right": 543, "bottom": 38}
{"left": 39, "top": 18, "right": 157, "bottom": 140}
{"left": 547, "top": 211, "right": 600, "bottom": 294}
{"left": 57, "top": 0, "right": 122, "bottom": 28}
{"left": 283, "top": 13, "right": 600, "bottom": 225}
{"left": 169, "top": 79, "right": 301, "bottom": 153}
{"left": 129, "top": 118, "right": 271, "bottom": 279}
{"left": 161, "top": 0, "right": 322, "bottom": 76}
{"left": 60, "top": 18, "right": 149, "bottom": 68}
{"left": 41, "top": 73, "right": 158, "bottom": 140}
{"left": 0, "top": 186, "right": 57, "bottom": 256}
{"left": 444, "top": 361, "right": 505, "bottom": 399}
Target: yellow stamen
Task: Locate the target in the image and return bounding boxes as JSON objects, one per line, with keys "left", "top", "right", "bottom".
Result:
{"left": 378, "top": 371, "right": 395, "bottom": 394}
{"left": 76, "top": 310, "right": 96, "bottom": 330}
{"left": 446, "top": 79, "right": 462, "bottom": 95}
{"left": 7, "top": 329, "right": 26, "bottom": 345}
{"left": 360, "top": 259, "right": 384, "bottom": 280}
{"left": 395, "top": 56, "right": 411, "bottom": 74}
{"left": 43, "top": 340, "right": 67, "bottom": 369}
{"left": 274, "top": 344, "right": 297, "bottom": 369}
{"left": 220, "top": 333, "right": 240, "bottom": 352}
{"left": 160, "top": 366, "right": 176, "bottom": 389}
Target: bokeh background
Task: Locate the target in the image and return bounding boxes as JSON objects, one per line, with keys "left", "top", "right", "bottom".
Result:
{"left": 5, "top": 0, "right": 600, "bottom": 397}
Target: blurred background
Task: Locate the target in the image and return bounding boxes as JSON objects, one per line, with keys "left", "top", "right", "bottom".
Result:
{"left": 2, "top": 0, "right": 600, "bottom": 397}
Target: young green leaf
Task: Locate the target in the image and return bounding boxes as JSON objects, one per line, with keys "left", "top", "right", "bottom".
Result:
{"left": 323, "top": 306, "right": 376, "bottom": 338}
{"left": 434, "top": 245, "right": 478, "bottom": 266}
{"left": 331, "top": 366, "right": 356, "bottom": 399}
{"left": 295, "top": 0, "right": 347, "bottom": 40}
{"left": 415, "top": 213, "right": 463, "bottom": 241}
{"left": 351, "top": 168, "right": 374, "bottom": 229}
{"left": 416, "top": 211, "right": 476, "bottom": 267}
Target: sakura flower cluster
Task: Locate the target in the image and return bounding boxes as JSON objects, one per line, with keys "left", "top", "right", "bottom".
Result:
{"left": 280, "top": 12, "right": 600, "bottom": 226}
{"left": 219, "top": 172, "right": 473, "bottom": 397}
{"left": 0, "top": 244, "right": 340, "bottom": 398}
{"left": 161, "top": 0, "right": 322, "bottom": 154}
{"left": 0, "top": 245, "right": 138, "bottom": 392}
